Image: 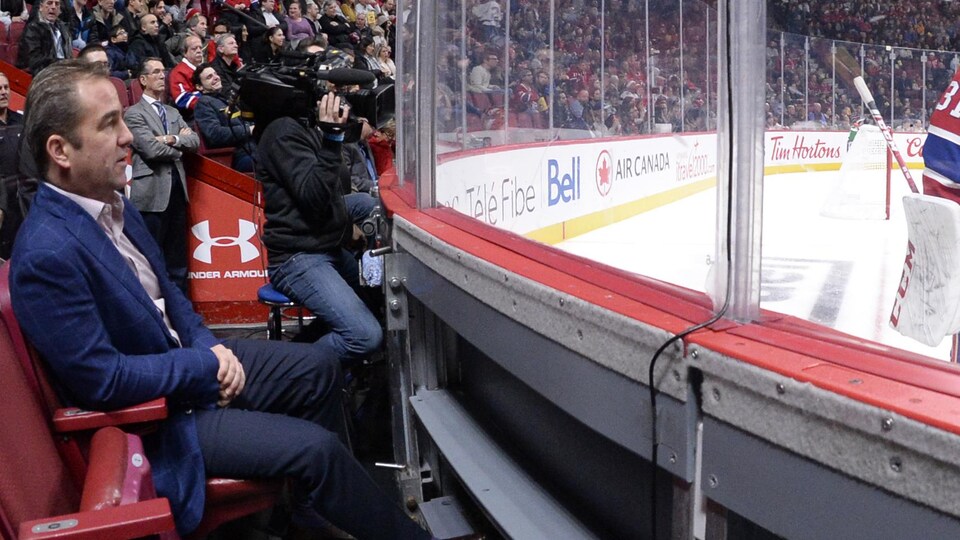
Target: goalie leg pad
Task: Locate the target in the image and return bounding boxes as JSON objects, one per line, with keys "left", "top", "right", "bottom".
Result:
{"left": 890, "top": 193, "right": 960, "bottom": 347}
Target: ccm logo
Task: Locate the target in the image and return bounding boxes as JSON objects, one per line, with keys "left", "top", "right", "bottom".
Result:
{"left": 191, "top": 219, "right": 259, "bottom": 264}
{"left": 889, "top": 240, "right": 915, "bottom": 327}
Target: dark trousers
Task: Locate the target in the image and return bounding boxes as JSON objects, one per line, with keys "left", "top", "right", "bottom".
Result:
{"left": 193, "top": 338, "right": 429, "bottom": 540}
{"left": 140, "top": 173, "right": 188, "bottom": 294}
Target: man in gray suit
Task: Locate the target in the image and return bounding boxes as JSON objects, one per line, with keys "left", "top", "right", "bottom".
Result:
{"left": 125, "top": 57, "right": 198, "bottom": 293}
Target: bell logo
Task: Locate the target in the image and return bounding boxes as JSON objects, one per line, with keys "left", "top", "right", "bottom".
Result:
{"left": 191, "top": 219, "right": 259, "bottom": 264}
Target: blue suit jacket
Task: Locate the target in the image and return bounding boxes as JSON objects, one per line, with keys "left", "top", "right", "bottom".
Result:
{"left": 10, "top": 182, "right": 221, "bottom": 534}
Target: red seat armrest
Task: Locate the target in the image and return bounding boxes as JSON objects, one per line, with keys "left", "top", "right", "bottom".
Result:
{"left": 52, "top": 398, "right": 168, "bottom": 433}
{"left": 18, "top": 497, "right": 174, "bottom": 540}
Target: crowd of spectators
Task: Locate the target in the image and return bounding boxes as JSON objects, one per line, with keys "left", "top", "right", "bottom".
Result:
{"left": 12, "top": 0, "right": 398, "bottom": 167}
{"left": 432, "top": 0, "right": 960, "bottom": 139}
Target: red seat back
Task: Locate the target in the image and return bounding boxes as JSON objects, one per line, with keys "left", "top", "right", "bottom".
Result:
{"left": 0, "top": 267, "right": 81, "bottom": 539}
{"left": 130, "top": 77, "right": 144, "bottom": 104}
{"left": 109, "top": 77, "right": 131, "bottom": 109}
{"left": 7, "top": 21, "right": 24, "bottom": 45}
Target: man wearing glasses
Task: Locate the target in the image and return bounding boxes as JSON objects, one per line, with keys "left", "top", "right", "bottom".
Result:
{"left": 124, "top": 57, "right": 198, "bottom": 293}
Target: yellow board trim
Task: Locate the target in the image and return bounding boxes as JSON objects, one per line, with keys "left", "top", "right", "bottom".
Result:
{"left": 526, "top": 177, "right": 717, "bottom": 245}
{"left": 528, "top": 160, "right": 926, "bottom": 245}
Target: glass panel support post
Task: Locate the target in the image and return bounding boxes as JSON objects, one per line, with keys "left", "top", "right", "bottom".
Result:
{"left": 712, "top": 0, "right": 765, "bottom": 322}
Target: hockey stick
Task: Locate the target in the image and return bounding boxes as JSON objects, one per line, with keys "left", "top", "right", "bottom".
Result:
{"left": 853, "top": 76, "right": 919, "bottom": 194}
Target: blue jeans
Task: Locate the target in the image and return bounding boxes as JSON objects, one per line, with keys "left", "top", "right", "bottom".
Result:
{"left": 345, "top": 192, "right": 376, "bottom": 224}
{"left": 270, "top": 249, "right": 382, "bottom": 363}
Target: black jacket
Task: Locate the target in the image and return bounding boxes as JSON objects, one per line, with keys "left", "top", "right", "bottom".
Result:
{"left": 16, "top": 18, "right": 72, "bottom": 73}
{"left": 128, "top": 33, "right": 175, "bottom": 67}
{"left": 86, "top": 6, "right": 127, "bottom": 44}
{"left": 257, "top": 117, "right": 351, "bottom": 266}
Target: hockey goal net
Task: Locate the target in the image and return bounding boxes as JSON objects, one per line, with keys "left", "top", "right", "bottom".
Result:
{"left": 820, "top": 124, "right": 893, "bottom": 220}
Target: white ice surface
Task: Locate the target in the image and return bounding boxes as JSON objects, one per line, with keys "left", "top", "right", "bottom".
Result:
{"left": 556, "top": 169, "right": 952, "bottom": 361}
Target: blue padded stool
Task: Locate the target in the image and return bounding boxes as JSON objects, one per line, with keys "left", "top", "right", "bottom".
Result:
{"left": 257, "top": 283, "right": 304, "bottom": 340}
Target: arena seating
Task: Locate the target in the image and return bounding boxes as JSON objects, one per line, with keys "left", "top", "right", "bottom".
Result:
{"left": 109, "top": 76, "right": 131, "bottom": 109}
{"left": 0, "top": 264, "right": 177, "bottom": 539}
{"left": 194, "top": 121, "right": 237, "bottom": 167}
{"left": 0, "top": 21, "right": 25, "bottom": 65}
{"left": 0, "top": 263, "right": 282, "bottom": 539}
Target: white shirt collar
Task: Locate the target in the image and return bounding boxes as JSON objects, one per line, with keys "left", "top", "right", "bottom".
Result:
{"left": 47, "top": 182, "right": 124, "bottom": 224}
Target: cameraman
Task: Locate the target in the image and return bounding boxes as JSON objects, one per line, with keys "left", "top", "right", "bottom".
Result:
{"left": 257, "top": 93, "right": 381, "bottom": 363}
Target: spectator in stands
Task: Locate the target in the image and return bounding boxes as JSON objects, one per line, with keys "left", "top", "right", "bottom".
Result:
{"left": 165, "top": 9, "right": 207, "bottom": 62}
{"left": 260, "top": 0, "right": 284, "bottom": 30}
{"left": 352, "top": 10, "right": 374, "bottom": 43}
{"left": 354, "top": 36, "right": 382, "bottom": 80}
{"left": 77, "top": 43, "right": 113, "bottom": 74}
{"left": 471, "top": 0, "right": 502, "bottom": 42}
{"left": 511, "top": 68, "right": 539, "bottom": 113}
{"left": 129, "top": 13, "right": 176, "bottom": 67}
{"left": 254, "top": 25, "right": 287, "bottom": 62}
{"left": 165, "top": 0, "right": 192, "bottom": 25}
{"left": 0, "top": 0, "right": 27, "bottom": 31}
{"left": 236, "top": 23, "right": 255, "bottom": 63}
{"left": 169, "top": 34, "right": 203, "bottom": 115}
{"left": 320, "top": 0, "right": 358, "bottom": 48}
{"left": 121, "top": 0, "right": 146, "bottom": 37}
{"left": 148, "top": 0, "right": 176, "bottom": 43}
{"left": 88, "top": 0, "right": 128, "bottom": 45}
{"left": 304, "top": 0, "right": 321, "bottom": 35}
{"left": 285, "top": 0, "right": 314, "bottom": 45}
{"left": 193, "top": 63, "right": 258, "bottom": 172}
{"left": 61, "top": 0, "right": 89, "bottom": 49}
{"left": 217, "top": 0, "right": 264, "bottom": 45}
{"left": 0, "top": 72, "right": 23, "bottom": 127}
{"left": 377, "top": 43, "right": 395, "bottom": 79}
{"left": 807, "top": 101, "right": 828, "bottom": 126}
{"left": 104, "top": 26, "right": 138, "bottom": 80}
{"left": 342, "top": 116, "right": 379, "bottom": 195}
{"left": 467, "top": 52, "right": 500, "bottom": 92}
{"left": 125, "top": 57, "right": 198, "bottom": 293}
{"left": 210, "top": 32, "right": 243, "bottom": 91}
{"left": 17, "top": 0, "right": 72, "bottom": 74}
{"left": 338, "top": 0, "right": 357, "bottom": 23}
{"left": 12, "top": 59, "right": 431, "bottom": 540}
{"left": 354, "top": 0, "right": 380, "bottom": 27}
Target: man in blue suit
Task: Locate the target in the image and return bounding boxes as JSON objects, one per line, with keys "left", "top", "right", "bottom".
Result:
{"left": 10, "top": 60, "right": 429, "bottom": 540}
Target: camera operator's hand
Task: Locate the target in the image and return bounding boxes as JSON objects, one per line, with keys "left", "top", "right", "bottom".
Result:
{"left": 317, "top": 93, "right": 349, "bottom": 125}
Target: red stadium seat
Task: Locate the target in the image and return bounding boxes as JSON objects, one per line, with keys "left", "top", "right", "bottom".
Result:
{"left": 466, "top": 112, "right": 483, "bottom": 132}
{"left": 109, "top": 76, "right": 131, "bottom": 109}
{"left": 130, "top": 77, "right": 144, "bottom": 104}
{"left": 0, "top": 263, "right": 281, "bottom": 539}
{"left": 516, "top": 112, "right": 533, "bottom": 129}
{"left": 194, "top": 122, "right": 236, "bottom": 168}
{"left": 7, "top": 20, "right": 25, "bottom": 46}
{"left": 4, "top": 44, "right": 18, "bottom": 66}
{"left": 468, "top": 91, "right": 493, "bottom": 113}
{"left": 532, "top": 111, "right": 547, "bottom": 129}
{"left": 0, "top": 264, "right": 176, "bottom": 539}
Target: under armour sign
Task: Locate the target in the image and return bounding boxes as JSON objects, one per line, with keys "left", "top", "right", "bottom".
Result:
{"left": 191, "top": 219, "right": 260, "bottom": 264}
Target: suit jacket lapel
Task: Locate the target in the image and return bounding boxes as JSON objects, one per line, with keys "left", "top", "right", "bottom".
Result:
{"left": 135, "top": 100, "right": 164, "bottom": 134}
{"left": 36, "top": 184, "right": 176, "bottom": 341}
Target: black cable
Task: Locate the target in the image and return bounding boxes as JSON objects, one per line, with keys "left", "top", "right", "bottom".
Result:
{"left": 647, "top": 0, "right": 735, "bottom": 537}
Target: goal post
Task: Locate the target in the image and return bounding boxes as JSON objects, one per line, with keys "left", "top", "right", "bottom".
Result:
{"left": 820, "top": 124, "right": 893, "bottom": 220}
